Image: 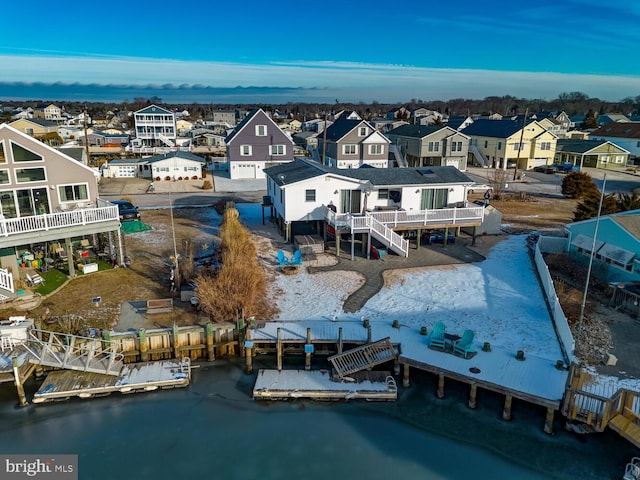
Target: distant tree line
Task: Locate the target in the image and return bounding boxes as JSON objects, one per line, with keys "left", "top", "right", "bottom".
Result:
{"left": 4, "top": 91, "right": 640, "bottom": 122}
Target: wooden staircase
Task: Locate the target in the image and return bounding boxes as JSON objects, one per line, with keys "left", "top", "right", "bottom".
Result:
{"left": 328, "top": 337, "right": 397, "bottom": 378}
{"left": 563, "top": 366, "right": 640, "bottom": 447}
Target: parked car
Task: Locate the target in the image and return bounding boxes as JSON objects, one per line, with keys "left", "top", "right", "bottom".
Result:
{"left": 425, "top": 231, "right": 456, "bottom": 245}
{"left": 555, "top": 162, "right": 579, "bottom": 173}
{"left": 533, "top": 165, "right": 556, "bottom": 174}
{"left": 468, "top": 183, "right": 491, "bottom": 194}
{"left": 112, "top": 200, "right": 141, "bottom": 222}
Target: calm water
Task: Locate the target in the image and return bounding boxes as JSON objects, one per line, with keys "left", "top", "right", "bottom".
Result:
{"left": 0, "top": 358, "right": 634, "bottom": 480}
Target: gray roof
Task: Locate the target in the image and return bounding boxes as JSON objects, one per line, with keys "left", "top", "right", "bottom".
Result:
{"left": 555, "top": 139, "right": 610, "bottom": 154}
{"left": 387, "top": 124, "right": 447, "bottom": 138}
{"left": 108, "top": 158, "right": 149, "bottom": 165}
{"left": 324, "top": 117, "right": 367, "bottom": 141}
{"left": 135, "top": 104, "right": 173, "bottom": 115}
{"left": 264, "top": 158, "right": 473, "bottom": 187}
{"left": 145, "top": 150, "right": 205, "bottom": 164}
{"left": 590, "top": 122, "right": 640, "bottom": 139}
{"left": 57, "top": 147, "right": 85, "bottom": 163}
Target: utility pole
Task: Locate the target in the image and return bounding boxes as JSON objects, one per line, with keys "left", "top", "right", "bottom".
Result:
{"left": 513, "top": 108, "right": 528, "bottom": 181}
{"left": 321, "top": 111, "right": 328, "bottom": 166}
{"left": 577, "top": 174, "right": 607, "bottom": 357}
{"left": 83, "top": 106, "right": 90, "bottom": 166}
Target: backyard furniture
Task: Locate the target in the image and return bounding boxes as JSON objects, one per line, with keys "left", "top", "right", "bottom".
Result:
{"left": 453, "top": 329, "right": 476, "bottom": 359}
{"left": 429, "top": 321, "right": 447, "bottom": 350}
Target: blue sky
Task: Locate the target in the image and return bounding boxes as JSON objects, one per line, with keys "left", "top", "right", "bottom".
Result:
{"left": 1, "top": 0, "right": 640, "bottom": 103}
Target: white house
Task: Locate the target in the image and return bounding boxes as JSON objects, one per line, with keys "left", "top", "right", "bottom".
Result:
{"left": 147, "top": 151, "right": 206, "bottom": 181}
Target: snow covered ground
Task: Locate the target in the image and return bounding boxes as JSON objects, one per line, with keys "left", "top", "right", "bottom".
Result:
{"left": 236, "top": 203, "right": 640, "bottom": 394}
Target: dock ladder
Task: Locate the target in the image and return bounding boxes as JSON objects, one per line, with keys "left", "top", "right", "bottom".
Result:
{"left": 328, "top": 337, "right": 397, "bottom": 378}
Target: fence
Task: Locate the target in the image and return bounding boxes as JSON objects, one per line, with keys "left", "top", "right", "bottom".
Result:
{"left": 534, "top": 236, "right": 574, "bottom": 362}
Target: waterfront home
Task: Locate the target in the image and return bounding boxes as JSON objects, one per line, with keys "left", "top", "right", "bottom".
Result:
{"left": 264, "top": 158, "right": 483, "bottom": 256}
{"left": 9, "top": 118, "right": 62, "bottom": 146}
{"left": 225, "top": 108, "right": 295, "bottom": 179}
{"left": 0, "top": 123, "right": 122, "bottom": 296}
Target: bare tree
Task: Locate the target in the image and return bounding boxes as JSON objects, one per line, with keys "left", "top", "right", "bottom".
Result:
{"left": 487, "top": 169, "right": 509, "bottom": 200}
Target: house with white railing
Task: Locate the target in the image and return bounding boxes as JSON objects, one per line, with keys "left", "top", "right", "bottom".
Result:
{"left": 264, "top": 158, "right": 484, "bottom": 258}
{"left": 133, "top": 104, "right": 177, "bottom": 149}
{"left": 0, "top": 124, "right": 122, "bottom": 298}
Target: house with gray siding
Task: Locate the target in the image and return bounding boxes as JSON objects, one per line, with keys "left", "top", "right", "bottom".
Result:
{"left": 225, "top": 108, "right": 295, "bottom": 179}
{"left": 386, "top": 124, "right": 470, "bottom": 171}
{"left": 317, "top": 116, "right": 390, "bottom": 169}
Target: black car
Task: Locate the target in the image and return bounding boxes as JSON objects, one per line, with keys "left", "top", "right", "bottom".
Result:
{"left": 533, "top": 165, "right": 556, "bottom": 174}
{"left": 113, "top": 200, "right": 141, "bottom": 222}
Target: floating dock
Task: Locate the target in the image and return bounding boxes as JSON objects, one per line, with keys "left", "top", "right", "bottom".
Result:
{"left": 252, "top": 369, "right": 397, "bottom": 401}
{"left": 32, "top": 359, "right": 191, "bottom": 403}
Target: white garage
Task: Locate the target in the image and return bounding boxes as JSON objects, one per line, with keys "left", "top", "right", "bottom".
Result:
{"left": 232, "top": 163, "right": 256, "bottom": 179}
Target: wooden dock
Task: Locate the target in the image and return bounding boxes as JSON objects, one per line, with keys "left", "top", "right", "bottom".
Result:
{"left": 32, "top": 358, "right": 191, "bottom": 403}
{"left": 252, "top": 369, "right": 397, "bottom": 401}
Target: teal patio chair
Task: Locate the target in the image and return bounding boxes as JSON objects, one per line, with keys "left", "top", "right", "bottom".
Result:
{"left": 453, "top": 329, "right": 476, "bottom": 359}
{"left": 429, "top": 321, "right": 447, "bottom": 350}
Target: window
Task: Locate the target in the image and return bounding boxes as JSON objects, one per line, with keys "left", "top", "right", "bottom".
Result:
{"left": 0, "top": 142, "right": 5, "bottom": 163}
{"left": 378, "top": 189, "right": 389, "bottom": 200}
{"left": 615, "top": 155, "right": 624, "bottom": 164}
{"left": 269, "top": 145, "right": 286, "bottom": 155}
{"left": 428, "top": 141, "right": 440, "bottom": 152}
{"left": 510, "top": 142, "right": 524, "bottom": 151}
{"left": 343, "top": 144, "right": 357, "bottom": 155}
{"left": 601, "top": 156, "right": 610, "bottom": 163}
{"left": 255, "top": 125, "right": 267, "bottom": 136}
{"left": 497, "top": 141, "right": 502, "bottom": 150}
{"left": 358, "top": 127, "right": 368, "bottom": 136}
{"left": 450, "top": 141, "right": 463, "bottom": 152}
{"left": 420, "top": 188, "right": 449, "bottom": 210}
{"left": 484, "top": 140, "right": 488, "bottom": 149}
{"left": 58, "top": 184, "right": 89, "bottom": 202}
{"left": 240, "top": 145, "right": 252, "bottom": 156}
{"left": 11, "top": 143, "right": 42, "bottom": 162}
{"left": 368, "top": 144, "right": 384, "bottom": 155}
{"left": 540, "top": 142, "right": 551, "bottom": 151}
{"left": 0, "top": 170, "right": 8, "bottom": 185}
{"left": 15, "top": 168, "right": 46, "bottom": 183}
{"left": 305, "top": 189, "right": 316, "bottom": 202}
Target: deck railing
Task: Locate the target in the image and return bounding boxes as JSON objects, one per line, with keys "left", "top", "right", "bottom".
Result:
{"left": 0, "top": 202, "right": 119, "bottom": 237}
{"left": 366, "top": 206, "right": 484, "bottom": 227}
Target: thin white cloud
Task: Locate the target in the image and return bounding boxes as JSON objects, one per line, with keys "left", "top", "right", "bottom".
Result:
{"left": 1, "top": 54, "right": 639, "bottom": 102}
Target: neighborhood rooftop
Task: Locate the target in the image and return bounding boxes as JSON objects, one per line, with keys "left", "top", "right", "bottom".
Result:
{"left": 265, "top": 158, "right": 474, "bottom": 186}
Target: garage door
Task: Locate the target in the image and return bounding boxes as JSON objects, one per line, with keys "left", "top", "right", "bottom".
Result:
{"left": 117, "top": 166, "right": 137, "bottom": 177}
{"left": 236, "top": 163, "right": 255, "bottom": 179}
{"left": 532, "top": 158, "right": 549, "bottom": 168}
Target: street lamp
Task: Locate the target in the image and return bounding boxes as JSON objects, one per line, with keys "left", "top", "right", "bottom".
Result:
{"left": 168, "top": 191, "right": 179, "bottom": 291}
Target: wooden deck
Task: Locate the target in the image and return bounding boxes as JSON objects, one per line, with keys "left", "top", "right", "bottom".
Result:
{"left": 252, "top": 369, "right": 397, "bottom": 401}
{"left": 32, "top": 359, "right": 191, "bottom": 403}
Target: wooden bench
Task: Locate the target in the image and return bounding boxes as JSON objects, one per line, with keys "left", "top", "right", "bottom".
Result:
{"left": 146, "top": 298, "right": 173, "bottom": 314}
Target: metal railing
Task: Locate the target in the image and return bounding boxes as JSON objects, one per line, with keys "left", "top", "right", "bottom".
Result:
{"left": 0, "top": 203, "right": 119, "bottom": 237}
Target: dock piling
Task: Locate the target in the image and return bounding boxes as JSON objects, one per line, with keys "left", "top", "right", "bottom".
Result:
{"left": 305, "top": 328, "right": 312, "bottom": 371}
{"left": 402, "top": 363, "right": 410, "bottom": 388}
{"left": 503, "top": 394, "right": 513, "bottom": 420}
{"left": 12, "top": 357, "right": 28, "bottom": 407}
{"left": 437, "top": 373, "right": 445, "bottom": 398}
{"left": 469, "top": 383, "right": 478, "bottom": 409}
{"left": 276, "top": 328, "right": 282, "bottom": 371}
{"left": 206, "top": 323, "right": 215, "bottom": 361}
{"left": 544, "top": 407, "right": 555, "bottom": 434}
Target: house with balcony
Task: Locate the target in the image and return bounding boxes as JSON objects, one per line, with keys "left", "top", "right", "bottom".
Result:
{"left": 317, "top": 116, "right": 390, "bottom": 169}
{"left": 264, "top": 158, "right": 483, "bottom": 258}
{"left": 0, "top": 123, "right": 122, "bottom": 296}
{"left": 554, "top": 139, "right": 629, "bottom": 169}
{"left": 133, "top": 104, "right": 177, "bottom": 148}
{"left": 460, "top": 119, "right": 557, "bottom": 170}
{"left": 225, "top": 108, "right": 295, "bottom": 179}
{"left": 34, "top": 103, "right": 63, "bottom": 122}
{"left": 386, "top": 124, "right": 470, "bottom": 171}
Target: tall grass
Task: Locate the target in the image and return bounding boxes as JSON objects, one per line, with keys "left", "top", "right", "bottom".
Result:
{"left": 196, "top": 207, "right": 276, "bottom": 322}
